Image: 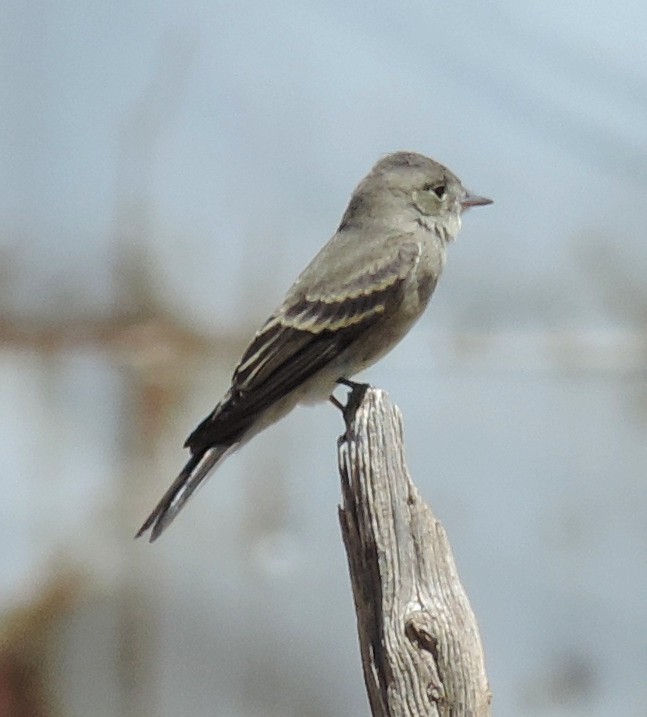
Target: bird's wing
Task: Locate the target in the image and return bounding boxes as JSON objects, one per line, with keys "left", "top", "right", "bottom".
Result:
{"left": 185, "top": 236, "right": 421, "bottom": 451}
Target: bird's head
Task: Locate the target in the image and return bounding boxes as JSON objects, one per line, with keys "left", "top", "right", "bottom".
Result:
{"left": 350, "top": 151, "right": 492, "bottom": 241}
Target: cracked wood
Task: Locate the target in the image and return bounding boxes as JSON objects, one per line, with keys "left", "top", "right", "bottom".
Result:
{"left": 337, "top": 388, "right": 491, "bottom": 717}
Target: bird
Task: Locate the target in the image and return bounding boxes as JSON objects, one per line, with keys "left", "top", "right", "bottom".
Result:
{"left": 136, "top": 151, "right": 492, "bottom": 541}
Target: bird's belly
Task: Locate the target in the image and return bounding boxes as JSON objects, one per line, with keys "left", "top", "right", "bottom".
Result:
{"left": 301, "top": 308, "right": 424, "bottom": 405}
{"left": 290, "top": 266, "right": 436, "bottom": 405}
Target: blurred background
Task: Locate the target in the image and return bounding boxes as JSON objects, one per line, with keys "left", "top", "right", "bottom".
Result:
{"left": 1, "top": 1, "right": 646, "bottom": 715}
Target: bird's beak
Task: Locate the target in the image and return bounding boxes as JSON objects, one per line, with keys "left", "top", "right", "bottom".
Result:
{"left": 461, "top": 191, "right": 493, "bottom": 209}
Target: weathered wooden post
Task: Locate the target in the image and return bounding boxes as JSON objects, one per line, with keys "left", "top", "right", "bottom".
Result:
{"left": 337, "top": 387, "right": 491, "bottom": 717}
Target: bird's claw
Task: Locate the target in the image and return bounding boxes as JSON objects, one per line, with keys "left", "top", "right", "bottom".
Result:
{"left": 329, "top": 378, "right": 371, "bottom": 425}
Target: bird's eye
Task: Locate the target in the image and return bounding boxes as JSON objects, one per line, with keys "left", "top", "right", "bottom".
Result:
{"left": 423, "top": 183, "right": 446, "bottom": 199}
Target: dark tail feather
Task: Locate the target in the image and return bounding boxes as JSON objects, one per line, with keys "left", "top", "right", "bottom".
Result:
{"left": 136, "top": 445, "right": 230, "bottom": 542}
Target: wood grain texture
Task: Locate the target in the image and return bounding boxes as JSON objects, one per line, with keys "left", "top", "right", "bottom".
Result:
{"left": 337, "top": 388, "right": 491, "bottom": 717}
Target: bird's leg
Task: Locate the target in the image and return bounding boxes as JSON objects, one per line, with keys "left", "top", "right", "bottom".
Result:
{"left": 329, "top": 394, "right": 345, "bottom": 411}
{"left": 330, "top": 377, "right": 371, "bottom": 425}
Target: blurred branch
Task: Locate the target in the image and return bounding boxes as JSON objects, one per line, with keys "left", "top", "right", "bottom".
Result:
{"left": 113, "top": 29, "right": 199, "bottom": 308}
{"left": 0, "top": 312, "right": 217, "bottom": 367}
{"left": 338, "top": 388, "right": 491, "bottom": 717}
{"left": 0, "top": 573, "right": 81, "bottom": 717}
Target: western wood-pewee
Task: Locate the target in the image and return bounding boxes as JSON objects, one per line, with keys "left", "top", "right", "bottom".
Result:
{"left": 137, "top": 151, "right": 492, "bottom": 541}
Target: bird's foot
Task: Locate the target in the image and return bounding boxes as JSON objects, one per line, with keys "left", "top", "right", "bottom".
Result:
{"left": 329, "top": 378, "right": 371, "bottom": 425}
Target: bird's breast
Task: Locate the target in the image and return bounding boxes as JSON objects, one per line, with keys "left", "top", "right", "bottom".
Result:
{"left": 401, "top": 236, "right": 445, "bottom": 319}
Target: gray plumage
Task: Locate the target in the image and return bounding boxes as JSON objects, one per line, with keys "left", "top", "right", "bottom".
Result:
{"left": 137, "top": 151, "right": 492, "bottom": 541}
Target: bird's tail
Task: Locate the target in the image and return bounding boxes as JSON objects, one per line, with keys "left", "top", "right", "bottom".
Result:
{"left": 136, "top": 445, "right": 230, "bottom": 542}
